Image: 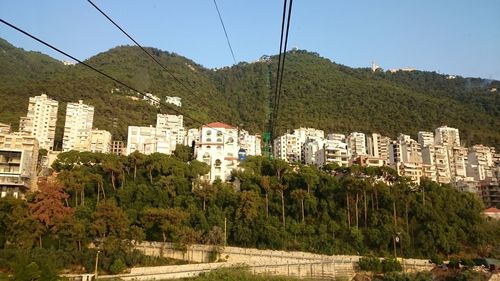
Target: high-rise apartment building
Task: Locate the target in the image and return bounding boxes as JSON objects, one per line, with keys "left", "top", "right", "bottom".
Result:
{"left": 367, "top": 133, "right": 390, "bottom": 161}
{"left": 156, "top": 114, "right": 185, "bottom": 145}
{"left": 62, "top": 100, "right": 94, "bottom": 152}
{"left": 467, "top": 145, "right": 495, "bottom": 181}
{"left": 422, "top": 145, "right": 451, "bottom": 184}
{"left": 347, "top": 132, "right": 367, "bottom": 157}
{"left": 19, "top": 94, "right": 58, "bottom": 151}
{"left": 417, "top": 131, "right": 434, "bottom": 148}
{"left": 435, "top": 126, "right": 460, "bottom": 147}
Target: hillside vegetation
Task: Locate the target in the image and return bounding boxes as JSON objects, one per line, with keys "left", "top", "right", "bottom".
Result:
{"left": 0, "top": 38, "right": 499, "bottom": 148}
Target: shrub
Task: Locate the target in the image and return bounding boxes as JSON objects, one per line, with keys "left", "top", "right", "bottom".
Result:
{"left": 381, "top": 258, "right": 402, "bottom": 273}
{"left": 358, "top": 256, "right": 382, "bottom": 273}
{"left": 109, "top": 258, "right": 126, "bottom": 274}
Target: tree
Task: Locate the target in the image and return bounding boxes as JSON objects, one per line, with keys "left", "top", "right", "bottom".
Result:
{"left": 192, "top": 181, "right": 217, "bottom": 211}
{"left": 300, "top": 166, "right": 319, "bottom": 194}
{"left": 29, "top": 179, "right": 73, "bottom": 232}
{"left": 128, "top": 150, "right": 144, "bottom": 181}
{"left": 273, "top": 183, "right": 288, "bottom": 227}
{"left": 260, "top": 176, "right": 271, "bottom": 218}
{"left": 236, "top": 191, "right": 260, "bottom": 222}
{"left": 92, "top": 200, "right": 129, "bottom": 239}
{"left": 102, "top": 154, "right": 123, "bottom": 190}
{"left": 291, "top": 189, "right": 308, "bottom": 223}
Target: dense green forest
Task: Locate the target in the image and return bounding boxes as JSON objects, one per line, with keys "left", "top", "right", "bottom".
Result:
{"left": 0, "top": 148, "right": 498, "bottom": 278}
{"left": 1, "top": 38, "right": 499, "bottom": 149}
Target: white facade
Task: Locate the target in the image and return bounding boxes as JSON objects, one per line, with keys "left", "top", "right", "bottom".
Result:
{"left": 19, "top": 94, "right": 58, "bottom": 151}
{"left": 318, "top": 140, "right": 349, "bottom": 167}
{"left": 347, "top": 132, "right": 367, "bottom": 157}
{"left": 156, "top": 114, "right": 185, "bottom": 145}
{"left": 89, "top": 129, "right": 112, "bottom": 153}
{"left": 467, "top": 145, "right": 495, "bottom": 181}
{"left": 239, "top": 130, "right": 261, "bottom": 157}
{"left": 421, "top": 145, "right": 451, "bottom": 184}
{"left": 62, "top": 100, "right": 95, "bottom": 152}
{"left": 327, "top": 133, "right": 346, "bottom": 142}
{"left": 0, "top": 123, "right": 10, "bottom": 134}
{"left": 435, "top": 126, "right": 460, "bottom": 147}
{"left": 144, "top": 93, "right": 160, "bottom": 107}
{"left": 417, "top": 131, "right": 434, "bottom": 148}
{"left": 449, "top": 146, "right": 468, "bottom": 181}
{"left": 165, "top": 96, "right": 182, "bottom": 107}
{"left": 304, "top": 139, "right": 325, "bottom": 165}
{"left": 126, "top": 126, "right": 158, "bottom": 155}
{"left": 367, "top": 133, "right": 390, "bottom": 162}
{"left": 273, "top": 133, "right": 301, "bottom": 163}
{"left": 185, "top": 128, "right": 200, "bottom": 147}
{"left": 195, "top": 122, "right": 240, "bottom": 182}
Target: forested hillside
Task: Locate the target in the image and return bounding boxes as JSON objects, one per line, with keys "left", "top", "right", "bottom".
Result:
{"left": 1, "top": 38, "right": 498, "bottom": 148}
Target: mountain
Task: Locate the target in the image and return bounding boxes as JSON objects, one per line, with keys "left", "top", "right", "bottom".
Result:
{"left": 0, "top": 38, "right": 498, "bottom": 149}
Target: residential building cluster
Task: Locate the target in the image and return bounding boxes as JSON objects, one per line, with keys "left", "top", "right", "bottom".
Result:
{"left": 2, "top": 94, "right": 263, "bottom": 197}
{"left": 2, "top": 94, "right": 498, "bottom": 208}
{"left": 273, "top": 126, "right": 500, "bottom": 207}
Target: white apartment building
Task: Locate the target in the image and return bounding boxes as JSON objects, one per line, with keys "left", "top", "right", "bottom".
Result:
{"left": 417, "top": 131, "right": 434, "bottom": 148}
{"left": 273, "top": 133, "right": 301, "bottom": 163}
{"left": 467, "top": 145, "right": 495, "bottom": 181}
{"left": 327, "top": 133, "right": 346, "bottom": 142}
{"left": 195, "top": 122, "right": 240, "bottom": 182}
{"left": 62, "top": 100, "right": 94, "bottom": 152}
{"left": 435, "top": 126, "right": 460, "bottom": 147}
{"left": 318, "top": 140, "right": 349, "bottom": 167}
{"left": 239, "top": 130, "right": 262, "bottom": 157}
{"left": 448, "top": 146, "right": 468, "bottom": 181}
{"left": 367, "top": 133, "right": 390, "bottom": 162}
{"left": 0, "top": 123, "right": 10, "bottom": 134}
{"left": 165, "top": 96, "right": 182, "bottom": 107}
{"left": 19, "top": 94, "right": 58, "bottom": 151}
{"left": 185, "top": 128, "right": 200, "bottom": 147}
{"left": 0, "top": 132, "right": 39, "bottom": 197}
{"left": 396, "top": 162, "right": 423, "bottom": 184}
{"left": 304, "top": 138, "right": 325, "bottom": 165}
{"left": 89, "top": 129, "right": 112, "bottom": 153}
{"left": 156, "top": 114, "right": 185, "bottom": 145}
{"left": 421, "top": 145, "right": 451, "bottom": 184}
{"left": 347, "top": 132, "right": 367, "bottom": 157}
{"left": 144, "top": 93, "right": 160, "bottom": 107}
{"left": 126, "top": 126, "right": 158, "bottom": 155}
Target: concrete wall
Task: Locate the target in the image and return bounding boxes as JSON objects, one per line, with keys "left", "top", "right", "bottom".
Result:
{"left": 132, "top": 241, "right": 433, "bottom": 279}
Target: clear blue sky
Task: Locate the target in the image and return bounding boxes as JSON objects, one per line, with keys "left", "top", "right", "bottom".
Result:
{"left": 1, "top": 0, "right": 499, "bottom": 79}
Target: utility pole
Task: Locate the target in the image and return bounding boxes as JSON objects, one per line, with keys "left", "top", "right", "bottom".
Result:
{"left": 224, "top": 217, "right": 227, "bottom": 246}
{"left": 94, "top": 250, "right": 100, "bottom": 280}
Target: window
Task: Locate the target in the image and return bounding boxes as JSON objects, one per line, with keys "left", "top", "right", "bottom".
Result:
{"left": 217, "top": 131, "right": 223, "bottom": 137}
{"left": 206, "top": 130, "right": 212, "bottom": 136}
{"left": 216, "top": 146, "right": 222, "bottom": 150}
{"left": 206, "top": 138, "right": 212, "bottom": 142}
{"left": 215, "top": 159, "right": 222, "bottom": 167}
{"left": 226, "top": 137, "right": 234, "bottom": 144}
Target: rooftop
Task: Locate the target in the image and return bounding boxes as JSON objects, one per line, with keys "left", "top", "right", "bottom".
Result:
{"left": 203, "top": 122, "right": 236, "bottom": 129}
